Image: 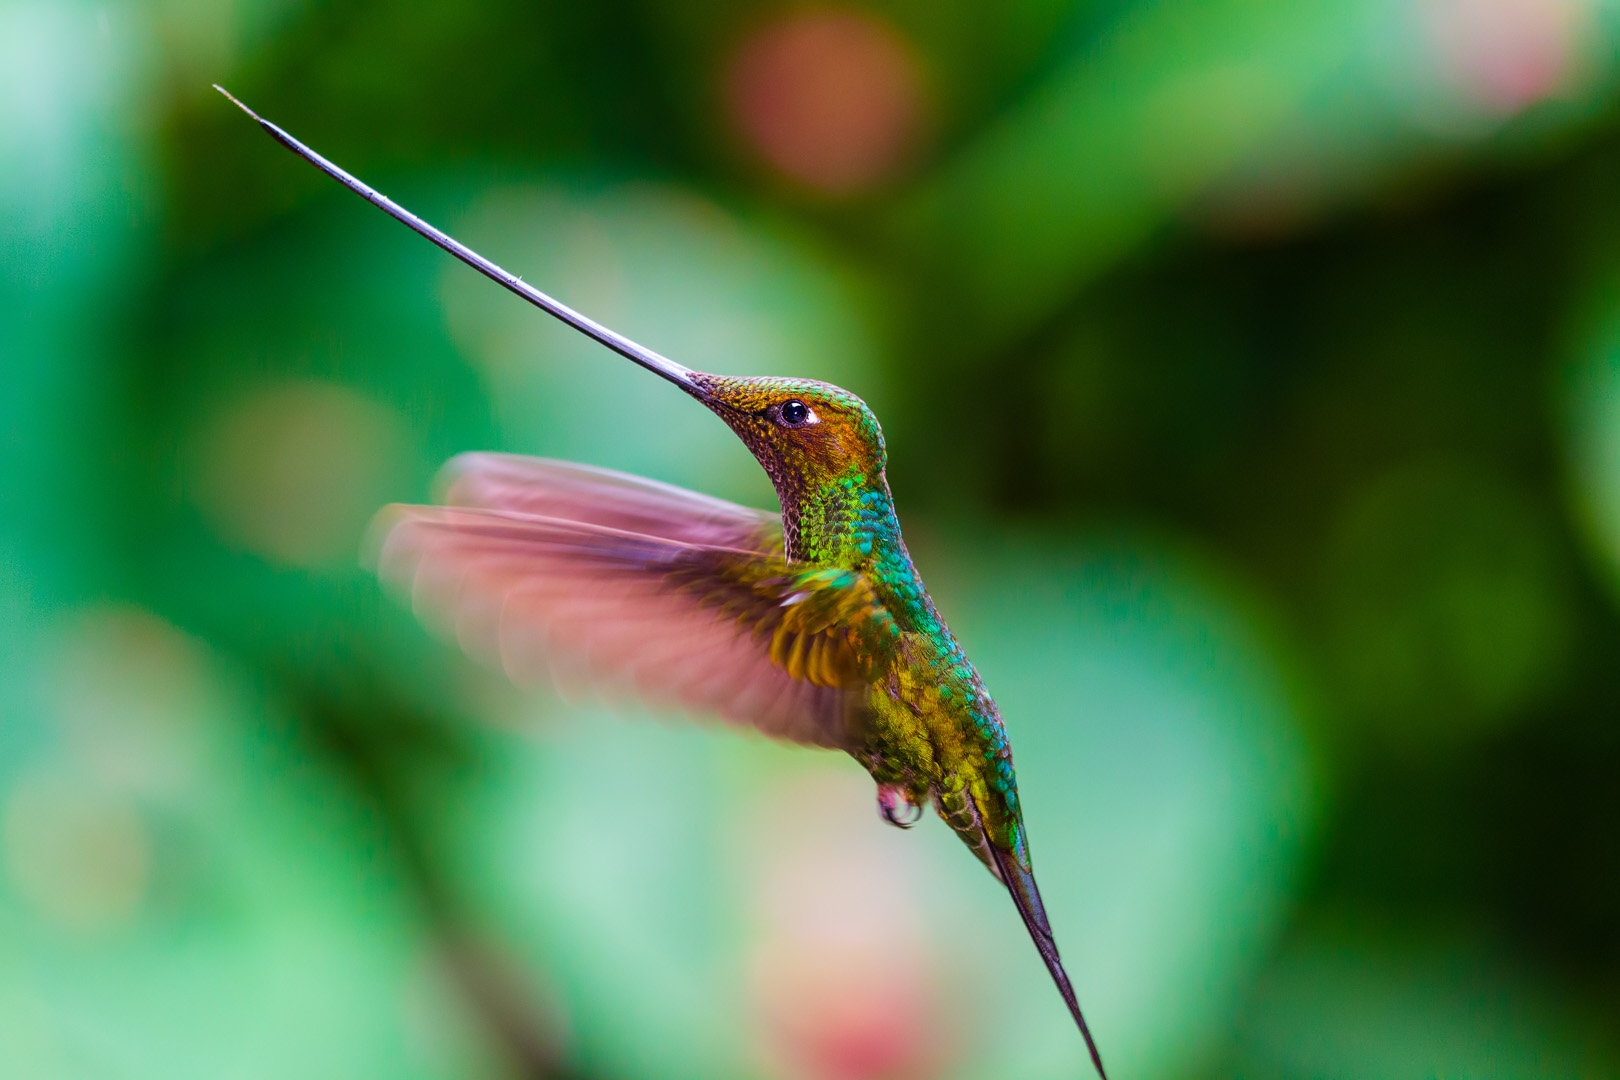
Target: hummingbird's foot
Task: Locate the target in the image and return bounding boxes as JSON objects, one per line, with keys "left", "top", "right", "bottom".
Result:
{"left": 877, "top": 784, "right": 924, "bottom": 828}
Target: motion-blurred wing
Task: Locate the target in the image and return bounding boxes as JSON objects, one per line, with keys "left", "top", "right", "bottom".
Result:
{"left": 437, "top": 453, "right": 785, "bottom": 554}
{"left": 368, "top": 502, "right": 898, "bottom": 750}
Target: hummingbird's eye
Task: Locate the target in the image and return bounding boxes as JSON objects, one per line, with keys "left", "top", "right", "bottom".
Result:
{"left": 778, "top": 399, "right": 812, "bottom": 426}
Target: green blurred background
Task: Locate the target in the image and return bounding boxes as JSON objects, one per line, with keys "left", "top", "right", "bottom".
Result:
{"left": 5, "top": 0, "right": 1620, "bottom": 1076}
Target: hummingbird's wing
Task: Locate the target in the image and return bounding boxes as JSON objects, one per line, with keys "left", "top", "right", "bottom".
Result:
{"left": 436, "top": 453, "right": 786, "bottom": 554}
{"left": 367, "top": 463, "right": 897, "bottom": 749}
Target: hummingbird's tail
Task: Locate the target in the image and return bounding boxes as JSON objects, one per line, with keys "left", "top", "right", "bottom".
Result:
{"left": 989, "top": 842, "right": 1108, "bottom": 1080}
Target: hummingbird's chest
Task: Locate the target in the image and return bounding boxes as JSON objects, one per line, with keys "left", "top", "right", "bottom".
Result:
{"left": 859, "top": 626, "right": 1011, "bottom": 796}
{"left": 782, "top": 473, "right": 1018, "bottom": 807}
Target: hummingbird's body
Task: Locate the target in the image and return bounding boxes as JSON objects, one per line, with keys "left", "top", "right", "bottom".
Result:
{"left": 694, "top": 376, "right": 1085, "bottom": 1047}
{"left": 708, "top": 373, "right": 1022, "bottom": 869}
{"left": 219, "top": 87, "right": 1106, "bottom": 1079}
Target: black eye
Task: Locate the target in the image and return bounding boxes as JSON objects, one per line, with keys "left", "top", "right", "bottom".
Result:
{"left": 779, "top": 399, "right": 809, "bottom": 426}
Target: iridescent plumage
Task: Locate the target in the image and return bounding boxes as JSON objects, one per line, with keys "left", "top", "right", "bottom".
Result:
{"left": 222, "top": 89, "right": 1107, "bottom": 1079}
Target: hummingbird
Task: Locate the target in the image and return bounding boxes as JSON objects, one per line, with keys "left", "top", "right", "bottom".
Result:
{"left": 218, "top": 87, "right": 1108, "bottom": 1079}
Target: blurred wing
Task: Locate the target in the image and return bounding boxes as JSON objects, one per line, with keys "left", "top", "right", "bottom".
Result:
{"left": 437, "top": 452, "right": 785, "bottom": 554}
{"left": 368, "top": 503, "right": 898, "bottom": 750}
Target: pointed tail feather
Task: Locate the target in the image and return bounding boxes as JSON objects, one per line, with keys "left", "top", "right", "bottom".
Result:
{"left": 989, "top": 842, "right": 1108, "bottom": 1080}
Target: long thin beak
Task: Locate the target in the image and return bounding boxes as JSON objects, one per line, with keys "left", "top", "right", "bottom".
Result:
{"left": 214, "top": 85, "right": 704, "bottom": 398}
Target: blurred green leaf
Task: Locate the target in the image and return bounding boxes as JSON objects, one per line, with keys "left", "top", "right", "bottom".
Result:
{"left": 1322, "top": 461, "right": 1572, "bottom": 748}
{"left": 0, "top": 606, "right": 497, "bottom": 1079}
{"left": 895, "top": 0, "right": 1619, "bottom": 345}
{"left": 1229, "top": 915, "right": 1619, "bottom": 1078}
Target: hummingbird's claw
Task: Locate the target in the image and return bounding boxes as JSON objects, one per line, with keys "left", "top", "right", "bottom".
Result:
{"left": 877, "top": 784, "right": 924, "bottom": 828}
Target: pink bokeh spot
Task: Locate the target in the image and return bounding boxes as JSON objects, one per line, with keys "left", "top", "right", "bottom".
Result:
{"left": 726, "top": 9, "right": 926, "bottom": 195}
{"left": 752, "top": 949, "right": 933, "bottom": 1080}
{"left": 1424, "top": 0, "right": 1586, "bottom": 115}
{"left": 740, "top": 770, "right": 951, "bottom": 1080}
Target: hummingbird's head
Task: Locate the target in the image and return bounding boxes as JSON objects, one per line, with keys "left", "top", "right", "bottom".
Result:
{"left": 691, "top": 374, "right": 888, "bottom": 497}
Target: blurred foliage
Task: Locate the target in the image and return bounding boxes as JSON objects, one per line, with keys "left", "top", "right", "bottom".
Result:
{"left": 6, "top": 0, "right": 1620, "bottom": 1077}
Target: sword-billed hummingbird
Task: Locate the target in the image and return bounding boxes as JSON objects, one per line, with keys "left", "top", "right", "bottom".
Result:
{"left": 218, "top": 86, "right": 1107, "bottom": 1079}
